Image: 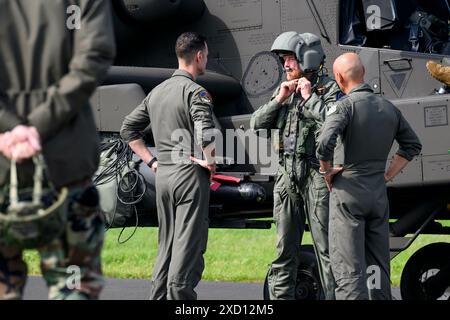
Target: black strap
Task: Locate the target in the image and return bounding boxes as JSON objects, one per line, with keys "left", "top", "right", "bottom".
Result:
{"left": 147, "top": 157, "right": 158, "bottom": 168}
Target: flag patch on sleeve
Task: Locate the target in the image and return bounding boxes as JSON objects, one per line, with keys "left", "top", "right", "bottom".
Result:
{"left": 199, "top": 90, "right": 212, "bottom": 104}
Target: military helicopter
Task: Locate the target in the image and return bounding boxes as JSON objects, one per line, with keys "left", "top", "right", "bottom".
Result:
{"left": 90, "top": 0, "right": 450, "bottom": 300}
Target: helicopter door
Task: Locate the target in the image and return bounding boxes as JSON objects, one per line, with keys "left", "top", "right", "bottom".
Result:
{"left": 379, "top": 49, "right": 443, "bottom": 99}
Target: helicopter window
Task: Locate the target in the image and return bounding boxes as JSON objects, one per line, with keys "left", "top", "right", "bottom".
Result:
{"left": 339, "top": 0, "right": 450, "bottom": 54}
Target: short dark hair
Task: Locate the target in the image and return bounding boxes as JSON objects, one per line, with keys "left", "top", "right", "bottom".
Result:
{"left": 175, "top": 32, "right": 207, "bottom": 63}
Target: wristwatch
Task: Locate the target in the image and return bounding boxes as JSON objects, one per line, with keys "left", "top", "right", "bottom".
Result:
{"left": 147, "top": 157, "right": 158, "bottom": 168}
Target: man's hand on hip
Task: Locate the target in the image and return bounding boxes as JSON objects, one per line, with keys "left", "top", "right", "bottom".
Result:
{"left": 323, "top": 167, "right": 344, "bottom": 192}
{"left": 190, "top": 156, "right": 216, "bottom": 180}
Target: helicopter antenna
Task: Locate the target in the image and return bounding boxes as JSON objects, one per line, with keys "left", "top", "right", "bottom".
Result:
{"left": 306, "top": 0, "right": 331, "bottom": 44}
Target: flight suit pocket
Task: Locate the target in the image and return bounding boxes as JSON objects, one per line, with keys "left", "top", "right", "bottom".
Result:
{"left": 267, "top": 267, "right": 279, "bottom": 299}
{"left": 273, "top": 186, "right": 286, "bottom": 223}
{"left": 302, "top": 173, "right": 327, "bottom": 235}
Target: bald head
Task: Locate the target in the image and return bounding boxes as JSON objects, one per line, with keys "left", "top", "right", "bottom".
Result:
{"left": 333, "top": 53, "right": 365, "bottom": 93}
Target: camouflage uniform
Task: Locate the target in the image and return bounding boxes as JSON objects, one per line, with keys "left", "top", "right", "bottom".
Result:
{"left": 0, "top": 185, "right": 105, "bottom": 300}
{"left": 250, "top": 75, "right": 341, "bottom": 300}
{"left": 0, "top": 0, "right": 116, "bottom": 299}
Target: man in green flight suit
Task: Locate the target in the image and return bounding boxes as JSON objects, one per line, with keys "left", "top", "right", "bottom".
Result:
{"left": 121, "top": 32, "right": 216, "bottom": 300}
{"left": 317, "top": 53, "right": 422, "bottom": 299}
{"left": 250, "top": 32, "right": 342, "bottom": 300}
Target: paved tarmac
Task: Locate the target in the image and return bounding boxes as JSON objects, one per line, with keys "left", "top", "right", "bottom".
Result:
{"left": 23, "top": 276, "right": 402, "bottom": 300}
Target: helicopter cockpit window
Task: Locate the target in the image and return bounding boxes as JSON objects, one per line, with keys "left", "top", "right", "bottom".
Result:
{"left": 339, "top": 0, "right": 450, "bottom": 54}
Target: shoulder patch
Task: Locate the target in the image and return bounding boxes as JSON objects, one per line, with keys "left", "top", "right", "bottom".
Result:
{"left": 336, "top": 92, "right": 346, "bottom": 101}
{"left": 326, "top": 104, "right": 338, "bottom": 116}
{"left": 199, "top": 90, "right": 212, "bottom": 104}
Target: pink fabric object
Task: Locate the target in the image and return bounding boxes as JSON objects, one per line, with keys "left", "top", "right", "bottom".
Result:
{"left": 0, "top": 125, "right": 41, "bottom": 161}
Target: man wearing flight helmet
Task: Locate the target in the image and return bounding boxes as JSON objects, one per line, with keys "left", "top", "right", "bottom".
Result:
{"left": 250, "top": 32, "right": 342, "bottom": 300}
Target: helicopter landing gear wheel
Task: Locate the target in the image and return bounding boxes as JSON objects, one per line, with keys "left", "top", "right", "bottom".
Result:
{"left": 400, "top": 242, "right": 450, "bottom": 300}
{"left": 263, "top": 245, "right": 324, "bottom": 300}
